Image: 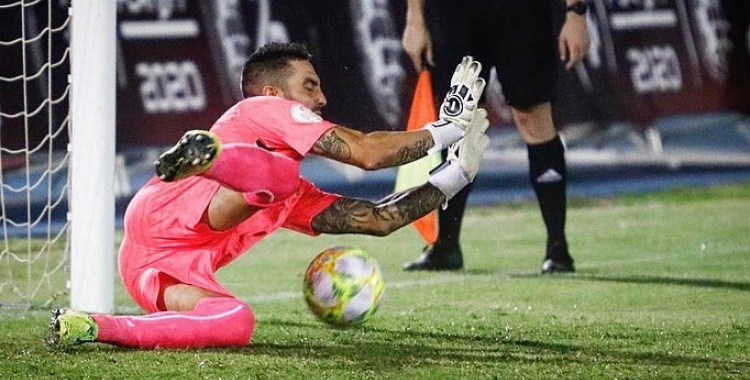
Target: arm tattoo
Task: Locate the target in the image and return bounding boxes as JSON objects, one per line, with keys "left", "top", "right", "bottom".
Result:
{"left": 393, "top": 138, "right": 432, "bottom": 165}
{"left": 313, "top": 130, "right": 351, "bottom": 161}
{"left": 314, "top": 128, "right": 433, "bottom": 168}
{"left": 311, "top": 184, "right": 446, "bottom": 235}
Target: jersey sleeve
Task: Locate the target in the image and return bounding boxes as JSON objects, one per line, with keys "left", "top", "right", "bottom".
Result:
{"left": 239, "top": 97, "right": 336, "bottom": 157}
{"left": 282, "top": 178, "right": 340, "bottom": 236}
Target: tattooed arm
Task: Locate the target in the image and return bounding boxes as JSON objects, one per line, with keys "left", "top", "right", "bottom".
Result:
{"left": 311, "top": 108, "right": 491, "bottom": 236}
{"left": 310, "top": 126, "right": 433, "bottom": 170}
{"left": 311, "top": 183, "right": 446, "bottom": 236}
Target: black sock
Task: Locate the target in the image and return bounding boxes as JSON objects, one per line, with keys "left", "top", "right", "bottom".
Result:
{"left": 528, "top": 135, "right": 567, "bottom": 244}
{"left": 436, "top": 181, "right": 474, "bottom": 251}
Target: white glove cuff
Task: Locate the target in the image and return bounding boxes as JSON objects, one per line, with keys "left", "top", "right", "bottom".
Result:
{"left": 428, "top": 160, "right": 471, "bottom": 206}
{"left": 422, "top": 121, "right": 464, "bottom": 155}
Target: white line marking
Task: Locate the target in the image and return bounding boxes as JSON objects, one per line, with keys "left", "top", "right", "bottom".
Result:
{"left": 246, "top": 277, "right": 474, "bottom": 304}
{"left": 113, "top": 245, "right": 744, "bottom": 314}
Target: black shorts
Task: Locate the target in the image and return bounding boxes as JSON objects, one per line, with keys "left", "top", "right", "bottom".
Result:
{"left": 426, "top": 0, "right": 558, "bottom": 108}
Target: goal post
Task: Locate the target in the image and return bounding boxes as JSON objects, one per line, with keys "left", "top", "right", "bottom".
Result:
{"left": 69, "top": 0, "right": 115, "bottom": 313}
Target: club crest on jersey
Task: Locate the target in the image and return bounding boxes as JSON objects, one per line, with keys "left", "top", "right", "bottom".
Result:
{"left": 291, "top": 104, "right": 323, "bottom": 123}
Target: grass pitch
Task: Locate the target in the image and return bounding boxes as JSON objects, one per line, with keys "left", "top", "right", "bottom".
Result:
{"left": 1, "top": 182, "right": 748, "bottom": 379}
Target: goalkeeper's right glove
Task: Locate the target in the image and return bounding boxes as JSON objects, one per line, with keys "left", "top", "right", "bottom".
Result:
{"left": 428, "top": 108, "right": 490, "bottom": 204}
{"left": 423, "top": 56, "right": 486, "bottom": 155}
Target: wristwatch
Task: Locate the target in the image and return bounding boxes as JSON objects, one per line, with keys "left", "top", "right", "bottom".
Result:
{"left": 566, "top": 2, "right": 588, "bottom": 15}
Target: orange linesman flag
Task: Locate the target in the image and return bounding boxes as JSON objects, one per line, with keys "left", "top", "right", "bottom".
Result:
{"left": 394, "top": 70, "right": 442, "bottom": 244}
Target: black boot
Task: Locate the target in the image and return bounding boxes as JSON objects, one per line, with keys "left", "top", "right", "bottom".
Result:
{"left": 541, "top": 240, "right": 575, "bottom": 274}
{"left": 403, "top": 244, "right": 464, "bottom": 271}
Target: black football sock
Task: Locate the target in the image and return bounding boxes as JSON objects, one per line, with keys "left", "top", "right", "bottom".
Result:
{"left": 528, "top": 135, "right": 567, "bottom": 247}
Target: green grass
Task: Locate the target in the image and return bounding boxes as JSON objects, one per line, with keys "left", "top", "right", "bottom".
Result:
{"left": 1, "top": 182, "right": 749, "bottom": 379}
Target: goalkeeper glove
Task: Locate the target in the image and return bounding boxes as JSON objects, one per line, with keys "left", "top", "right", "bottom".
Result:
{"left": 428, "top": 108, "right": 490, "bottom": 204}
{"left": 423, "top": 56, "right": 486, "bottom": 154}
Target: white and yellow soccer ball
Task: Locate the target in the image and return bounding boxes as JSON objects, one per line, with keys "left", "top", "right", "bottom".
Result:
{"left": 303, "top": 246, "right": 385, "bottom": 327}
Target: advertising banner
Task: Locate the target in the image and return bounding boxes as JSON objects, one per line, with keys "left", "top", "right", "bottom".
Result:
{"left": 0, "top": 0, "right": 746, "bottom": 148}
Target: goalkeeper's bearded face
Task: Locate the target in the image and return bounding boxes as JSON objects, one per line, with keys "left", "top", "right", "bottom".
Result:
{"left": 274, "top": 60, "right": 328, "bottom": 115}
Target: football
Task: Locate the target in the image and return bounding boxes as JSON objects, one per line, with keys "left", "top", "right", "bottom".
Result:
{"left": 303, "top": 246, "right": 385, "bottom": 327}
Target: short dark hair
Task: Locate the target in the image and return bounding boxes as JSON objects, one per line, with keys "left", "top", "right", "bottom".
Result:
{"left": 241, "top": 42, "right": 313, "bottom": 97}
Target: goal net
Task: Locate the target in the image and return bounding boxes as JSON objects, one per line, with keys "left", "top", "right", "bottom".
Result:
{"left": 0, "top": 0, "right": 114, "bottom": 312}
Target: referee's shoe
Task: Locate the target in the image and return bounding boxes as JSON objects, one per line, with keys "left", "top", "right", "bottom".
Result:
{"left": 403, "top": 244, "right": 463, "bottom": 272}
{"left": 541, "top": 240, "right": 575, "bottom": 274}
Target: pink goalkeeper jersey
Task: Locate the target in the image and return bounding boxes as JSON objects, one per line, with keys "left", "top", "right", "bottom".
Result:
{"left": 119, "top": 97, "right": 339, "bottom": 308}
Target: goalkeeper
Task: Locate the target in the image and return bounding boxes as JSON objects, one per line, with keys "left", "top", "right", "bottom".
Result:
{"left": 48, "top": 43, "right": 489, "bottom": 349}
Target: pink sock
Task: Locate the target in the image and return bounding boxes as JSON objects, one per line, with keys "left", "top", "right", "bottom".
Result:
{"left": 203, "top": 143, "right": 300, "bottom": 204}
{"left": 92, "top": 297, "right": 255, "bottom": 349}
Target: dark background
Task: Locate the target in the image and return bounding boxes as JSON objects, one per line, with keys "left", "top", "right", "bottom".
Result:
{"left": 0, "top": 0, "right": 747, "bottom": 152}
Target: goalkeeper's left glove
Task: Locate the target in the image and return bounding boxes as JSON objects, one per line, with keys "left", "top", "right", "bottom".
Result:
{"left": 423, "top": 56, "right": 486, "bottom": 155}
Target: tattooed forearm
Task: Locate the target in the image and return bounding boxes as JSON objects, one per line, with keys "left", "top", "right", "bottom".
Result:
{"left": 314, "top": 130, "right": 351, "bottom": 161}
{"left": 314, "top": 127, "right": 434, "bottom": 169}
{"left": 311, "top": 184, "right": 446, "bottom": 235}
{"left": 393, "top": 137, "right": 432, "bottom": 165}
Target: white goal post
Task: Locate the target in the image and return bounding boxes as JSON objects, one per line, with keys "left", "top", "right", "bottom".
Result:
{"left": 0, "top": 0, "right": 115, "bottom": 312}
{"left": 69, "top": 0, "right": 115, "bottom": 313}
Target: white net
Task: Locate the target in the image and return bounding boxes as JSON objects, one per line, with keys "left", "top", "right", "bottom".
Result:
{"left": 0, "top": 0, "right": 71, "bottom": 309}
